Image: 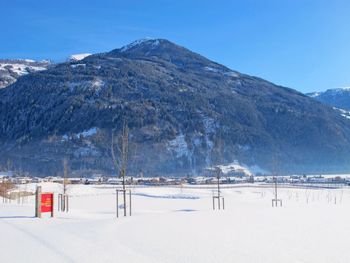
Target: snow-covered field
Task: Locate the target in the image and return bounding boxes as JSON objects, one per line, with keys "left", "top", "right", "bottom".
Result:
{"left": 1, "top": 183, "right": 350, "bottom": 263}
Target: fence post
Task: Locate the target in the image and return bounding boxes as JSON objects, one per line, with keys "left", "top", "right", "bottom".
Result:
{"left": 51, "top": 193, "right": 54, "bottom": 218}
{"left": 116, "top": 189, "right": 119, "bottom": 218}
{"left": 129, "top": 190, "right": 132, "bottom": 216}
{"left": 35, "top": 186, "right": 42, "bottom": 218}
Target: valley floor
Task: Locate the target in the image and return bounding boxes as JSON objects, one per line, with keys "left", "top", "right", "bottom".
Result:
{"left": 1, "top": 183, "right": 350, "bottom": 263}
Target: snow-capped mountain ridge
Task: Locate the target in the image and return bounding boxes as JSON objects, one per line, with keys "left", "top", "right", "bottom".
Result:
{"left": 0, "top": 59, "right": 51, "bottom": 89}
{"left": 68, "top": 53, "right": 92, "bottom": 62}
{"left": 2, "top": 39, "right": 350, "bottom": 176}
{"left": 307, "top": 86, "right": 350, "bottom": 110}
{"left": 119, "top": 38, "right": 159, "bottom": 52}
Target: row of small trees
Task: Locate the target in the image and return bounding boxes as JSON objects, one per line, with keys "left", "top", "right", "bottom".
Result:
{"left": 0, "top": 180, "right": 14, "bottom": 198}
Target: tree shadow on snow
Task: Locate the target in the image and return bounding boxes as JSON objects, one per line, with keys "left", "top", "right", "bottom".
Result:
{"left": 173, "top": 209, "right": 197, "bottom": 212}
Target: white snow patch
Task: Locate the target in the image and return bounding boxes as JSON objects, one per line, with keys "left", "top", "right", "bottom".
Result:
{"left": 204, "top": 67, "right": 239, "bottom": 78}
{"left": 217, "top": 162, "right": 252, "bottom": 176}
{"left": 167, "top": 134, "right": 191, "bottom": 158}
{"left": 208, "top": 161, "right": 266, "bottom": 176}
{"left": 91, "top": 78, "right": 104, "bottom": 89}
{"left": 309, "top": 92, "right": 320, "bottom": 98}
{"left": 0, "top": 63, "right": 47, "bottom": 75}
{"left": 224, "top": 71, "right": 240, "bottom": 77}
{"left": 120, "top": 38, "right": 159, "bottom": 52}
{"left": 321, "top": 87, "right": 350, "bottom": 96}
{"left": 0, "top": 60, "right": 50, "bottom": 88}
{"left": 76, "top": 127, "right": 98, "bottom": 138}
{"left": 68, "top": 53, "right": 91, "bottom": 61}
{"left": 333, "top": 107, "right": 350, "bottom": 120}
{"left": 338, "top": 86, "right": 350, "bottom": 91}
{"left": 61, "top": 127, "right": 98, "bottom": 141}
{"left": 70, "top": 64, "right": 86, "bottom": 68}
{"left": 204, "top": 66, "right": 219, "bottom": 72}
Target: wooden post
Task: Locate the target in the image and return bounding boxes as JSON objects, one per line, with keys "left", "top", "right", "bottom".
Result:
{"left": 129, "top": 190, "right": 132, "bottom": 216}
{"left": 116, "top": 189, "right": 132, "bottom": 218}
{"left": 51, "top": 193, "right": 54, "bottom": 218}
{"left": 35, "top": 186, "right": 42, "bottom": 218}
{"left": 58, "top": 194, "right": 61, "bottom": 211}
{"left": 116, "top": 189, "right": 119, "bottom": 218}
{"left": 63, "top": 158, "right": 68, "bottom": 195}
{"left": 275, "top": 177, "right": 278, "bottom": 201}
{"left": 123, "top": 182, "right": 127, "bottom": 217}
{"left": 58, "top": 193, "right": 69, "bottom": 212}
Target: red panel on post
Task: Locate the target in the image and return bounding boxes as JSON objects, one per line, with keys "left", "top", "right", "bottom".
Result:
{"left": 41, "top": 193, "right": 53, "bottom": 213}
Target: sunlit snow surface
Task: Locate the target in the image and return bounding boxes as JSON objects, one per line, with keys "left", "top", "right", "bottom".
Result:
{"left": 333, "top": 107, "right": 350, "bottom": 120}
{"left": 120, "top": 38, "right": 159, "bottom": 52}
{"left": 68, "top": 53, "right": 92, "bottom": 61}
{"left": 1, "top": 183, "right": 350, "bottom": 263}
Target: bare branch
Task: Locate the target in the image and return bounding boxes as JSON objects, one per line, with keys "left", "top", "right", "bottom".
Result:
{"left": 111, "top": 130, "right": 122, "bottom": 176}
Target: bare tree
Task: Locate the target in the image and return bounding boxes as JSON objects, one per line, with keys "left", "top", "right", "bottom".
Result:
{"left": 110, "top": 132, "right": 120, "bottom": 177}
{"left": 6, "top": 159, "right": 12, "bottom": 172}
{"left": 212, "top": 167, "right": 225, "bottom": 210}
{"left": 58, "top": 158, "right": 70, "bottom": 212}
{"left": 0, "top": 179, "right": 14, "bottom": 199}
{"left": 271, "top": 154, "right": 282, "bottom": 207}
{"left": 63, "top": 158, "right": 68, "bottom": 195}
{"left": 111, "top": 121, "right": 129, "bottom": 216}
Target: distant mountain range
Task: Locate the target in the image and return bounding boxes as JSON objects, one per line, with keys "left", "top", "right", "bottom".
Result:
{"left": 0, "top": 59, "right": 51, "bottom": 89}
{"left": 307, "top": 87, "right": 350, "bottom": 110}
{"left": 0, "top": 54, "right": 92, "bottom": 89}
{"left": 1, "top": 39, "right": 350, "bottom": 176}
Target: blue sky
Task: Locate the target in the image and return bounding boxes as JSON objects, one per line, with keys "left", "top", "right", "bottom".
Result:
{"left": 1, "top": 0, "right": 349, "bottom": 93}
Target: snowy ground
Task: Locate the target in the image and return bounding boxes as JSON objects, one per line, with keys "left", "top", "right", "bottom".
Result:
{"left": 1, "top": 183, "right": 350, "bottom": 263}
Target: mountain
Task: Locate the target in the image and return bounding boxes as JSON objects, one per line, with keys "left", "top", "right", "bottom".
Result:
{"left": 1, "top": 38, "right": 350, "bottom": 176}
{"left": 0, "top": 59, "right": 51, "bottom": 89}
{"left": 307, "top": 87, "right": 350, "bottom": 110}
{"left": 68, "top": 53, "right": 92, "bottom": 62}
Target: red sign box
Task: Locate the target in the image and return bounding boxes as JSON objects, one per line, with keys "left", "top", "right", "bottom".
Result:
{"left": 41, "top": 193, "right": 54, "bottom": 213}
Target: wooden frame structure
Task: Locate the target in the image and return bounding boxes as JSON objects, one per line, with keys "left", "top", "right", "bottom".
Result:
{"left": 116, "top": 189, "right": 131, "bottom": 217}
{"left": 212, "top": 168, "right": 225, "bottom": 210}
{"left": 271, "top": 177, "right": 282, "bottom": 207}
{"left": 58, "top": 194, "right": 69, "bottom": 212}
